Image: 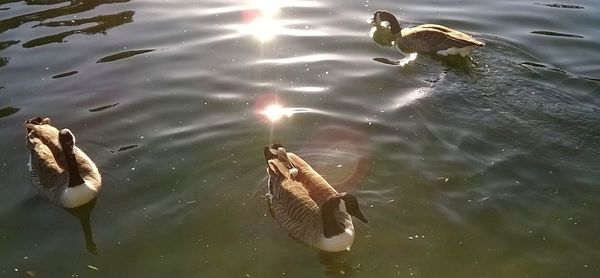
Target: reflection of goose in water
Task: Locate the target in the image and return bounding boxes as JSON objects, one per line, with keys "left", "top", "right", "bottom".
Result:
{"left": 25, "top": 117, "right": 102, "bottom": 253}
{"left": 318, "top": 251, "right": 358, "bottom": 277}
{"left": 65, "top": 198, "right": 99, "bottom": 254}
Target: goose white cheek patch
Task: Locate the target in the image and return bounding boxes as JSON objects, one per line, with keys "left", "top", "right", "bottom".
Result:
{"left": 289, "top": 167, "right": 298, "bottom": 177}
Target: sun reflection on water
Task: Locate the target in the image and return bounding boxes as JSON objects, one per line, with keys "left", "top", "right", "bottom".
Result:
{"left": 261, "top": 104, "right": 293, "bottom": 122}
{"left": 239, "top": 0, "right": 286, "bottom": 42}
{"left": 254, "top": 94, "right": 317, "bottom": 124}
{"left": 259, "top": 103, "right": 315, "bottom": 122}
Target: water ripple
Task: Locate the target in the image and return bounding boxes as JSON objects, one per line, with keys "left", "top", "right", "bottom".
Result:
{"left": 0, "top": 106, "right": 20, "bottom": 119}
{"left": 530, "top": 30, "right": 584, "bottom": 38}
{"left": 22, "top": 10, "right": 134, "bottom": 48}
{"left": 533, "top": 3, "right": 585, "bottom": 9}
{"left": 89, "top": 103, "right": 119, "bottom": 112}
{"left": 253, "top": 53, "right": 345, "bottom": 65}
{"left": 51, "top": 70, "right": 78, "bottom": 79}
{"left": 96, "top": 49, "right": 154, "bottom": 63}
{"left": 0, "top": 40, "right": 19, "bottom": 50}
{"left": 0, "top": 0, "right": 131, "bottom": 34}
{"left": 2, "top": 0, "right": 600, "bottom": 276}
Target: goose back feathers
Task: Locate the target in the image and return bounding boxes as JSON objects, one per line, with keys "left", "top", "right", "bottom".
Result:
{"left": 25, "top": 117, "right": 101, "bottom": 208}
{"left": 264, "top": 144, "right": 367, "bottom": 252}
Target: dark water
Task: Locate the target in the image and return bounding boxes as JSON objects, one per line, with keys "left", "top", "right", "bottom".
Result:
{"left": 1, "top": 0, "right": 599, "bottom": 277}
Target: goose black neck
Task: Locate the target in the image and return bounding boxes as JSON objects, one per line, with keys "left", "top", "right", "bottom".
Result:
{"left": 389, "top": 19, "right": 401, "bottom": 35}
{"left": 64, "top": 147, "right": 85, "bottom": 187}
{"left": 321, "top": 197, "right": 346, "bottom": 238}
{"left": 379, "top": 12, "right": 401, "bottom": 35}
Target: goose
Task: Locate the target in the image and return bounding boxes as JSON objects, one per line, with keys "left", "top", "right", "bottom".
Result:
{"left": 264, "top": 144, "right": 368, "bottom": 252}
{"left": 371, "top": 10, "right": 484, "bottom": 56}
{"left": 25, "top": 117, "right": 101, "bottom": 208}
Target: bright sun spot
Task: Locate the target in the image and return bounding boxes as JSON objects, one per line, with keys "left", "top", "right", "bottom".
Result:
{"left": 261, "top": 104, "right": 293, "bottom": 122}
{"left": 253, "top": 0, "right": 281, "bottom": 17}
{"left": 250, "top": 18, "right": 278, "bottom": 42}
{"left": 240, "top": 0, "right": 285, "bottom": 42}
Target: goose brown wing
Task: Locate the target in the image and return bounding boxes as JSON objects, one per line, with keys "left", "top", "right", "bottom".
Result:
{"left": 401, "top": 26, "right": 483, "bottom": 52}
{"left": 414, "top": 24, "right": 455, "bottom": 33}
{"left": 416, "top": 24, "right": 484, "bottom": 46}
{"left": 287, "top": 153, "right": 338, "bottom": 206}
{"left": 26, "top": 123, "right": 62, "bottom": 157}
{"left": 267, "top": 159, "right": 321, "bottom": 238}
{"left": 26, "top": 123, "right": 66, "bottom": 189}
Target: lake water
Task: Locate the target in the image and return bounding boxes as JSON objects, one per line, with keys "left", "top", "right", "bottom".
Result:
{"left": 1, "top": 0, "right": 599, "bottom": 277}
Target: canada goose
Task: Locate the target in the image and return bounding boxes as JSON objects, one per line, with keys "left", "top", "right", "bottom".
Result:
{"left": 25, "top": 117, "right": 101, "bottom": 208}
{"left": 264, "top": 144, "right": 368, "bottom": 252}
{"left": 371, "top": 10, "right": 484, "bottom": 56}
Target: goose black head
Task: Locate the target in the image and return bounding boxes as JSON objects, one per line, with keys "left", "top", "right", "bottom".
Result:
{"left": 25, "top": 117, "right": 50, "bottom": 133}
{"left": 26, "top": 116, "right": 45, "bottom": 125}
{"left": 322, "top": 194, "right": 368, "bottom": 238}
{"left": 264, "top": 143, "right": 285, "bottom": 161}
{"left": 373, "top": 10, "right": 401, "bottom": 35}
{"left": 59, "top": 129, "right": 76, "bottom": 150}
{"left": 340, "top": 193, "right": 368, "bottom": 223}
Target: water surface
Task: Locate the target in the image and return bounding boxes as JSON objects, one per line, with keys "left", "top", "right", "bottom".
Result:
{"left": 1, "top": 0, "right": 599, "bottom": 277}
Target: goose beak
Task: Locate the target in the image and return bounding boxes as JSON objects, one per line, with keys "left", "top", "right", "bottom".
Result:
{"left": 354, "top": 210, "right": 368, "bottom": 223}
{"left": 348, "top": 205, "right": 368, "bottom": 223}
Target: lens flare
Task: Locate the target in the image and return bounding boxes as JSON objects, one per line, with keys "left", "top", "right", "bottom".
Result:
{"left": 301, "top": 125, "right": 371, "bottom": 191}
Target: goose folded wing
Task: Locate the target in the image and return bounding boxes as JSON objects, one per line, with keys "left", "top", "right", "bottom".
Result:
{"left": 402, "top": 27, "right": 477, "bottom": 51}
{"left": 413, "top": 25, "right": 482, "bottom": 45}
{"left": 28, "top": 136, "right": 65, "bottom": 188}
{"left": 286, "top": 153, "right": 338, "bottom": 205}
{"left": 268, "top": 159, "right": 320, "bottom": 222}
{"left": 26, "top": 123, "right": 64, "bottom": 161}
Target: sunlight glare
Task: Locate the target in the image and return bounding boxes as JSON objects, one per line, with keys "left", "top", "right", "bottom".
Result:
{"left": 399, "top": 53, "right": 418, "bottom": 66}
{"left": 241, "top": 0, "right": 285, "bottom": 42}
{"left": 252, "top": 0, "right": 281, "bottom": 17}
{"left": 261, "top": 104, "right": 293, "bottom": 122}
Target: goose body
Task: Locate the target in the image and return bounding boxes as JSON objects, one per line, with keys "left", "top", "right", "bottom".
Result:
{"left": 25, "top": 117, "right": 101, "bottom": 208}
{"left": 264, "top": 144, "right": 367, "bottom": 252}
{"left": 372, "top": 10, "right": 484, "bottom": 56}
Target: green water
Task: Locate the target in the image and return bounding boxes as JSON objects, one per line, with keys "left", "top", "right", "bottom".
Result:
{"left": 1, "top": 0, "right": 599, "bottom": 277}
